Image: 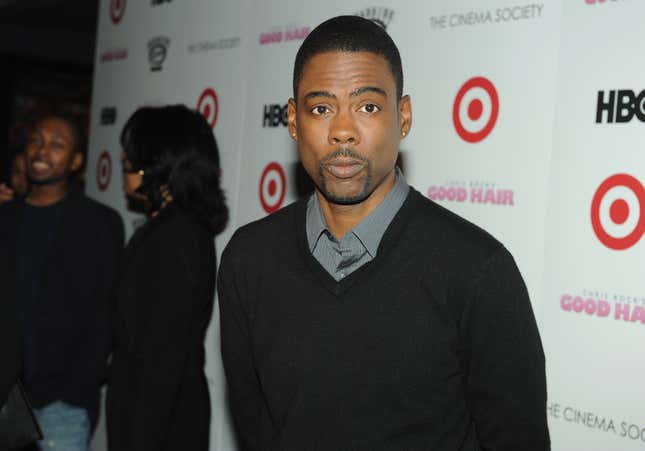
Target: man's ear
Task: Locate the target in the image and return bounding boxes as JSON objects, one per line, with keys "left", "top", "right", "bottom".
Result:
{"left": 399, "top": 95, "right": 412, "bottom": 138}
{"left": 71, "top": 152, "right": 84, "bottom": 172}
{"left": 288, "top": 98, "right": 298, "bottom": 141}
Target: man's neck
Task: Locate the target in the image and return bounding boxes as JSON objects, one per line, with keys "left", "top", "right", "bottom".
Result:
{"left": 27, "top": 181, "right": 68, "bottom": 207}
{"left": 318, "top": 170, "right": 396, "bottom": 240}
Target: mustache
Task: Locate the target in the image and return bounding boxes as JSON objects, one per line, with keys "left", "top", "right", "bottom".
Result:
{"left": 320, "top": 147, "right": 367, "bottom": 164}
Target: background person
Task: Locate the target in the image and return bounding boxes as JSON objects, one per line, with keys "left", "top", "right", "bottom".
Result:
{"left": 0, "top": 112, "right": 124, "bottom": 451}
{"left": 106, "top": 104, "right": 228, "bottom": 451}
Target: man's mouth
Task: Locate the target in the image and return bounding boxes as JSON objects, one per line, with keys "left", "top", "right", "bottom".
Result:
{"left": 31, "top": 161, "right": 51, "bottom": 172}
{"left": 323, "top": 158, "right": 365, "bottom": 179}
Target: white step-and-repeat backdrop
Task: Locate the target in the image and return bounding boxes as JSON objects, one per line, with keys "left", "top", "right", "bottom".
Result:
{"left": 86, "top": 0, "right": 645, "bottom": 449}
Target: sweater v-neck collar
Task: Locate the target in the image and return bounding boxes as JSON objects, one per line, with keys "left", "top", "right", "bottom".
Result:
{"left": 295, "top": 188, "right": 418, "bottom": 297}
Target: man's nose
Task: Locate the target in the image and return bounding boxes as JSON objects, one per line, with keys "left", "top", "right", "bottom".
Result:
{"left": 328, "top": 109, "right": 359, "bottom": 145}
{"left": 35, "top": 141, "right": 48, "bottom": 158}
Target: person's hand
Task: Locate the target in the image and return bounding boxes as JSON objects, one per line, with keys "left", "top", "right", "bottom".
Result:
{"left": 0, "top": 183, "right": 15, "bottom": 204}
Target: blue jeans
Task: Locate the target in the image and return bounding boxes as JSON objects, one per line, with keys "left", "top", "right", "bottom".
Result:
{"left": 33, "top": 401, "right": 90, "bottom": 451}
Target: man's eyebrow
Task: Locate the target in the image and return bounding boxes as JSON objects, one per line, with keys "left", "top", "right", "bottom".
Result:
{"left": 351, "top": 86, "right": 387, "bottom": 97}
{"left": 304, "top": 91, "right": 336, "bottom": 101}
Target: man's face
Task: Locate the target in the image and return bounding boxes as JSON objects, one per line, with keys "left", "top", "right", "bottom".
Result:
{"left": 288, "top": 51, "right": 411, "bottom": 205}
{"left": 25, "top": 117, "right": 82, "bottom": 186}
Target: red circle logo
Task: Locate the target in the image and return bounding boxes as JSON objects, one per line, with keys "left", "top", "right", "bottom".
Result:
{"left": 97, "top": 151, "right": 112, "bottom": 191}
{"left": 259, "top": 162, "right": 286, "bottom": 214}
{"left": 110, "top": 0, "right": 126, "bottom": 24}
{"left": 590, "top": 173, "right": 645, "bottom": 250}
{"left": 197, "top": 88, "right": 219, "bottom": 129}
{"left": 453, "top": 76, "right": 499, "bottom": 143}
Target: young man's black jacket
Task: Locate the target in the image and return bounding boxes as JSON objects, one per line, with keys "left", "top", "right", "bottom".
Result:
{"left": 0, "top": 190, "right": 124, "bottom": 427}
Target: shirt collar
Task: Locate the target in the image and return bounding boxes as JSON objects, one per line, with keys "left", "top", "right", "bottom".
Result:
{"left": 306, "top": 167, "right": 409, "bottom": 256}
{"left": 306, "top": 193, "right": 329, "bottom": 252}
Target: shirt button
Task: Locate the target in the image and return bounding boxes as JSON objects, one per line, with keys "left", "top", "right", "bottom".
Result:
{"left": 339, "top": 272, "right": 345, "bottom": 279}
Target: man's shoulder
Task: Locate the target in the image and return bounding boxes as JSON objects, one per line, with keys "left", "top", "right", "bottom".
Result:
{"left": 405, "top": 188, "right": 503, "bottom": 260}
{"left": 66, "top": 194, "right": 124, "bottom": 245}
{"left": 70, "top": 193, "right": 122, "bottom": 223}
{"left": 222, "top": 200, "right": 302, "bottom": 260}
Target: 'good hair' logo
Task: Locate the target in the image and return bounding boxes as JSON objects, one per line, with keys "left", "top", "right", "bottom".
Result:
{"left": 452, "top": 76, "right": 499, "bottom": 143}
{"left": 591, "top": 173, "right": 645, "bottom": 250}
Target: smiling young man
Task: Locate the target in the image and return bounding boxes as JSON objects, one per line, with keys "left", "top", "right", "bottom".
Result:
{"left": 218, "top": 16, "right": 549, "bottom": 451}
{"left": 0, "top": 114, "right": 123, "bottom": 451}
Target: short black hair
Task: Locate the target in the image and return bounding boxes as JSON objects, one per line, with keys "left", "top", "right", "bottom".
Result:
{"left": 120, "top": 104, "right": 228, "bottom": 235}
{"left": 293, "top": 15, "right": 403, "bottom": 100}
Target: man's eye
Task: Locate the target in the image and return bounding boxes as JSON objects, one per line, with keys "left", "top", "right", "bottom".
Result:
{"left": 311, "top": 106, "right": 329, "bottom": 115}
{"left": 359, "top": 103, "right": 380, "bottom": 114}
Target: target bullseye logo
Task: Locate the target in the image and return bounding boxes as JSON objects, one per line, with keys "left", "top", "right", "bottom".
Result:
{"left": 259, "top": 162, "right": 286, "bottom": 214}
{"left": 453, "top": 76, "right": 499, "bottom": 143}
{"left": 197, "top": 88, "right": 219, "bottom": 129}
{"left": 96, "top": 150, "right": 112, "bottom": 191}
{"left": 110, "top": 0, "right": 126, "bottom": 24}
{"left": 590, "top": 173, "right": 645, "bottom": 250}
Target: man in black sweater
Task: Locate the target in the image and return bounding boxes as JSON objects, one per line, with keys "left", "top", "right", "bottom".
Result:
{"left": 0, "top": 114, "right": 123, "bottom": 451}
{"left": 218, "top": 16, "right": 549, "bottom": 451}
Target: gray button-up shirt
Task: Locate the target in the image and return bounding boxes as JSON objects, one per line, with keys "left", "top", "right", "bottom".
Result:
{"left": 306, "top": 168, "right": 409, "bottom": 281}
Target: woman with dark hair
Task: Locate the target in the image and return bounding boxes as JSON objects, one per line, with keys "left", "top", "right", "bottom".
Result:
{"left": 106, "top": 104, "right": 228, "bottom": 451}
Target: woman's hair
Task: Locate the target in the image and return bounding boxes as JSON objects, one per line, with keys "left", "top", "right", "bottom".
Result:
{"left": 120, "top": 104, "right": 228, "bottom": 235}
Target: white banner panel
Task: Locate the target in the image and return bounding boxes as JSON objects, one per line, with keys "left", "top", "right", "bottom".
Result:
{"left": 398, "top": 0, "right": 562, "bottom": 316}
{"left": 542, "top": 1, "right": 645, "bottom": 450}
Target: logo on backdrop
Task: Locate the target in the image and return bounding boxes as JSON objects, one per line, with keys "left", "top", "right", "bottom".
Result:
{"left": 100, "top": 107, "right": 117, "bottom": 125}
{"left": 188, "top": 37, "right": 241, "bottom": 53}
{"left": 100, "top": 48, "right": 128, "bottom": 63}
{"left": 151, "top": 0, "right": 171, "bottom": 5}
{"left": 110, "top": 0, "right": 126, "bottom": 24}
{"left": 428, "top": 180, "right": 515, "bottom": 207}
{"left": 548, "top": 400, "right": 645, "bottom": 443}
{"left": 259, "top": 162, "right": 286, "bottom": 214}
{"left": 596, "top": 90, "right": 645, "bottom": 123}
{"left": 263, "top": 104, "right": 288, "bottom": 127}
{"left": 148, "top": 36, "right": 170, "bottom": 71}
{"left": 197, "top": 88, "right": 219, "bottom": 129}
{"left": 355, "top": 7, "right": 395, "bottom": 30}
{"left": 430, "top": 4, "right": 543, "bottom": 30}
{"left": 453, "top": 77, "right": 499, "bottom": 143}
{"left": 590, "top": 173, "right": 644, "bottom": 250}
{"left": 559, "top": 289, "right": 645, "bottom": 327}
{"left": 259, "top": 25, "right": 310, "bottom": 45}
{"left": 97, "top": 151, "right": 112, "bottom": 191}
{"left": 585, "top": 0, "right": 623, "bottom": 4}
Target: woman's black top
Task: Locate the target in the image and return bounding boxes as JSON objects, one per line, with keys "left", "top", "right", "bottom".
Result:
{"left": 107, "top": 203, "right": 215, "bottom": 451}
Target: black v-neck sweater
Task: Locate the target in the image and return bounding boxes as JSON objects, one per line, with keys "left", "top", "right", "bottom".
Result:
{"left": 218, "top": 188, "right": 549, "bottom": 451}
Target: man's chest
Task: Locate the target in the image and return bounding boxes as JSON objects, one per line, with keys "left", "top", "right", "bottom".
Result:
{"left": 247, "top": 262, "right": 464, "bottom": 415}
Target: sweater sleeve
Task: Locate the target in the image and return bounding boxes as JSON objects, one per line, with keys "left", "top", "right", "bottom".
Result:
{"left": 461, "top": 246, "right": 550, "bottom": 451}
{"left": 217, "top": 238, "right": 265, "bottom": 451}
{"left": 78, "top": 210, "right": 124, "bottom": 426}
{"left": 84, "top": 211, "right": 124, "bottom": 378}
